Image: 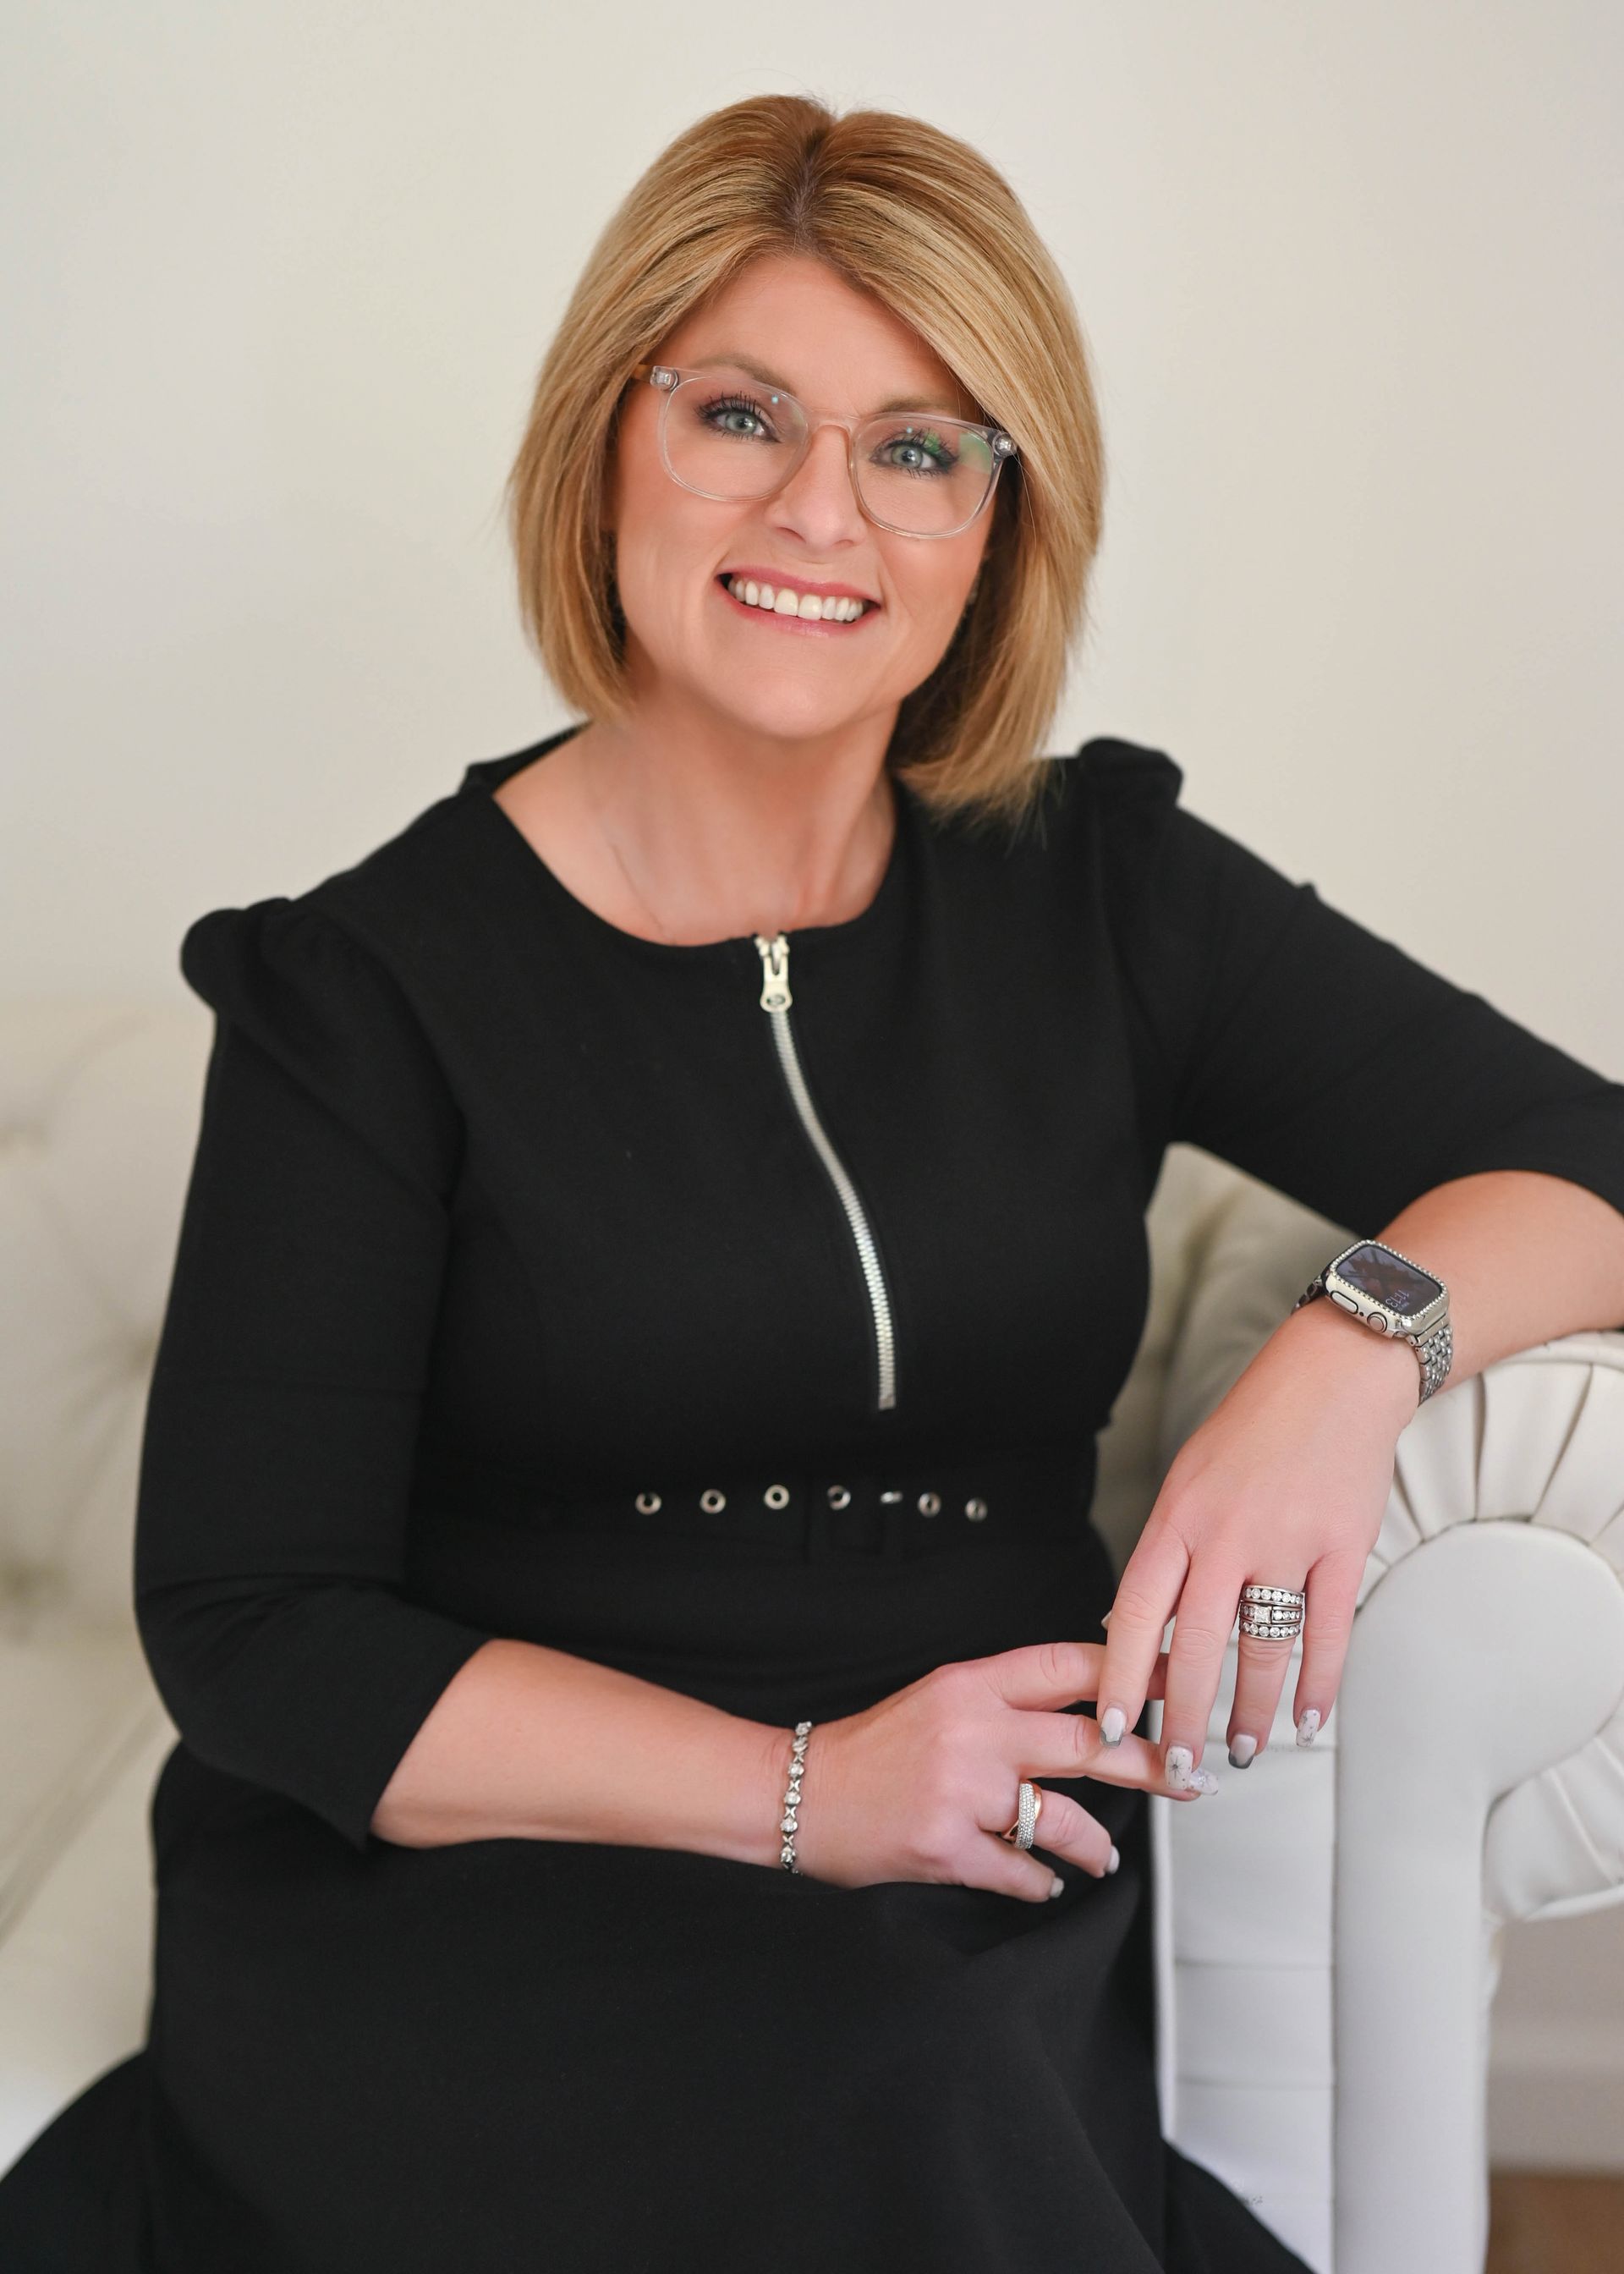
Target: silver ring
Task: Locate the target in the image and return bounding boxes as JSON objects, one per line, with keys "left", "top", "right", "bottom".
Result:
{"left": 1237, "top": 1581, "right": 1306, "bottom": 1640}
{"left": 1000, "top": 1780, "right": 1041, "bottom": 1848}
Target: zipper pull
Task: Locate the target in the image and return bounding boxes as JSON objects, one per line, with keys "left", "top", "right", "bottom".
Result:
{"left": 754, "top": 931, "right": 792, "bottom": 1012}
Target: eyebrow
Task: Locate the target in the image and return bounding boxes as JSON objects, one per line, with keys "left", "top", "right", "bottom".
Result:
{"left": 692, "top": 351, "right": 977, "bottom": 420}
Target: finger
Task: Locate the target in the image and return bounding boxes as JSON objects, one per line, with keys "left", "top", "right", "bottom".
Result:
{"left": 977, "top": 1641, "right": 1173, "bottom": 1723}
{"left": 1226, "top": 1619, "right": 1298, "bottom": 1766}
{"left": 1015, "top": 1787, "right": 1120, "bottom": 1878}
{"left": 979, "top": 1638, "right": 1112, "bottom": 1711}
{"left": 1159, "top": 1565, "right": 1254, "bottom": 1785}
{"left": 1225, "top": 1554, "right": 1360, "bottom": 1761}
{"left": 1291, "top": 1552, "right": 1363, "bottom": 1745}
{"left": 974, "top": 1835, "right": 1073, "bottom": 1903}
{"left": 1095, "top": 1528, "right": 1190, "bottom": 1749}
{"left": 971, "top": 1794, "right": 1118, "bottom": 1903}
{"left": 1003, "top": 1708, "right": 1204, "bottom": 1799}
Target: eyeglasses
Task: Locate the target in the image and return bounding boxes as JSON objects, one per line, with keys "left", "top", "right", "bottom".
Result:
{"left": 628, "top": 360, "right": 1018, "bottom": 540}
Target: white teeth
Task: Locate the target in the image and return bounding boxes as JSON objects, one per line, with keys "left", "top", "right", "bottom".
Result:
{"left": 726, "top": 576, "right": 867, "bottom": 623}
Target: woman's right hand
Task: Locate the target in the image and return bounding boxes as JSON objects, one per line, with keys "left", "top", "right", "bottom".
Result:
{"left": 791, "top": 1640, "right": 1212, "bottom": 1902}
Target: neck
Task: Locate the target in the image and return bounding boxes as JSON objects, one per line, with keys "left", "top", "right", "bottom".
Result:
{"left": 570, "top": 699, "right": 901, "bottom": 943}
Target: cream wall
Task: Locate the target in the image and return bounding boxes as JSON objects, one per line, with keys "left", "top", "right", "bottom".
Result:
{"left": 4, "top": 0, "right": 1621, "bottom": 2168}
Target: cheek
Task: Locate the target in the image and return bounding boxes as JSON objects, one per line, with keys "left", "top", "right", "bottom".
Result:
{"left": 880, "top": 541, "right": 981, "bottom": 626}
{"left": 888, "top": 576, "right": 978, "bottom": 659}
{"left": 612, "top": 518, "right": 710, "bottom": 634}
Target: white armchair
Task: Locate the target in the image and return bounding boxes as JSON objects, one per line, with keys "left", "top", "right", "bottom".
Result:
{"left": 3, "top": 1004, "right": 1622, "bottom": 2274}
{"left": 1094, "top": 1145, "right": 1624, "bottom": 2273}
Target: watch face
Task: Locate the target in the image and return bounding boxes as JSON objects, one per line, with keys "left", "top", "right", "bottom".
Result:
{"left": 1335, "top": 1242, "right": 1443, "bottom": 1316}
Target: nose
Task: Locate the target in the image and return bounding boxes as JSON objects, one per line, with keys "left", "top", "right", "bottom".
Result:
{"left": 770, "top": 420, "right": 868, "bottom": 542}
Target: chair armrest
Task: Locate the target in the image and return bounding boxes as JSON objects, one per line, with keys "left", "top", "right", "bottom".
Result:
{"left": 1160, "top": 1168, "right": 1624, "bottom": 1920}
{"left": 1378, "top": 1329, "right": 1624, "bottom": 1927}
{"left": 1150, "top": 1173, "right": 1624, "bottom": 2272}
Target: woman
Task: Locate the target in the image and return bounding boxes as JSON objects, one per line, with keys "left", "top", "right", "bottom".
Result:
{"left": 5, "top": 92, "right": 1624, "bottom": 2273}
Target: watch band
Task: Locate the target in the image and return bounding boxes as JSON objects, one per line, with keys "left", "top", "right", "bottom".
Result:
{"left": 1293, "top": 1270, "right": 1454, "bottom": 1404}
{"left": 1413, "top": 1316, "right": 1454, "bottom": 1402}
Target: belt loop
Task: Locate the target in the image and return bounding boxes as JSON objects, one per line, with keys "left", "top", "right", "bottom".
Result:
{"left": 881, "top": 1485, "right": 911, "bottom": 1563}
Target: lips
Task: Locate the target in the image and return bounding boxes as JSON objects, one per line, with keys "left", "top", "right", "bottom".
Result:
{"left": 714, "top": 574, "right": 878, "bottom": 633}
{"left": 714, "top": 577, "right": 877, "bottom": 641}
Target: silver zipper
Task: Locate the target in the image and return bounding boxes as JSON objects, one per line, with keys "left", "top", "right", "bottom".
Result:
{"left": 753, "top": 932, "right": 897, "bottom": 1411}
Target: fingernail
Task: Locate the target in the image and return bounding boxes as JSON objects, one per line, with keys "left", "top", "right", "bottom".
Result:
{"left": 1048, "top": 1873, "right": 1065, "bottom": 1898}
{"left": 1100, "top": 1705, "right": 1126, "bottom": 1745}
{"left": 1165, "top": 1744, "right": 1193, "bottom": 1790}
{"left": 1296, "top": 1710, "right": 1321, "bottom": 1747}
{"left": 1189, "top": 1768, "right": 1220, "bottom": 1793}
{"left": 1228, "top": 1734, "right": 1258, "bottom": 1769}
{"left": 1106, "top": 1844, "right": 1120, "bottom": 1874}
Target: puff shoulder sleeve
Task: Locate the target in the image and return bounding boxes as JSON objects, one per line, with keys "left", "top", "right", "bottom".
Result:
{"left": 134, "top": 897, "right": 499, "bottom": 1853}
{"left": 1079, "top": 737, "right": 1624, "bottom": 1239}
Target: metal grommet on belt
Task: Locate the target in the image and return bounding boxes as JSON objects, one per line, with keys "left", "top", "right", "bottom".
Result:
{"left": 764, "top": 1484, "right": 790, "bottom": 1509}
{"left": 965, "top": 1497, "right": 989, "bottom": 1522}
{"left": 634, "top": 1491, "right": 661, "bottom": 1514}
{"left": 918, "top": 1491, "right": 941, "bottom": 1517}
{"left": 826, "top": 1485, "right": 851, "bottom": 1509}
{"left": 700, "top": 1488, "right": 726, "bottom": 1513}
{"left": 880, "top": 1489, "right": 903, "bottom": 1503}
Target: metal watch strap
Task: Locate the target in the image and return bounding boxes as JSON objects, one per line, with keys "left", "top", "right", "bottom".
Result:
{"left": 1412, "top": 1316, "right": 1454, "bottom": 1402}
{"left": 1293, "top": 1274, "right": 1454, "bottom": 1405}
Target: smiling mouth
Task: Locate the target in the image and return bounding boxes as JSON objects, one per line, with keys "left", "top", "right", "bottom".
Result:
{"left": 715, "top": 573, "right": 879, "bottom": 629}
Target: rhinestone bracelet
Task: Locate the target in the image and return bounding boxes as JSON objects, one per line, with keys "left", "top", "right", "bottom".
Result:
{"left": 779, "top": 1720, "right": 814, "bottom": 1872}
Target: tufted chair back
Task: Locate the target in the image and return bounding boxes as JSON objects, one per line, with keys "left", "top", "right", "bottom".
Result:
{"left": 0, "top": 1006, "right": 210, "bottom": 1644}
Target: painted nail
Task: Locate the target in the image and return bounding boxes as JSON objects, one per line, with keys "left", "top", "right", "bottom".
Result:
{"left": 1048, "top": 1873, "right": 1065, "bottom": 1898}
{"left": 1106, "top": 1844, "right": 1121, "bottom": 1875}
{"left": 1165, "top": 1744, "right": 1194, "bottom": 1790}
{"left": 1296, "top": 1709, "right": 1321, "bottom": 1746}
{"left": 1189, "top": 1768, "right": 1221, "bottom": 1793}
{"left": 1100, "top": 1706, "right": 1127, "bottom": 1745}
{"left": 1228, "top": 1733, "right": 1259, "bottom": 1769}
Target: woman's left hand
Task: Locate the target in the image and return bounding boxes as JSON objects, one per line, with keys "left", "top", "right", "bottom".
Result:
{"left": 1095, "top": 1299, "right": 1422, "bottom": 1783}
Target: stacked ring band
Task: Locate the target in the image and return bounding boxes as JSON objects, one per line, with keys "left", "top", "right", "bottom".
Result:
{"left": 1237, "top": 1583, "right": 1307, "bottom": 1640}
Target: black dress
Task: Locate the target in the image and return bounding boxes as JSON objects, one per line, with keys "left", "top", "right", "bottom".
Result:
{"left": 5, "top": 727, "right": 1624, "bottom": 2273}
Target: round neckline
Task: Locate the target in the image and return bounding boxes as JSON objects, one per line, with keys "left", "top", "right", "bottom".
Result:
{"left": 460, "top": 724, "right": 914, "bottom": 963}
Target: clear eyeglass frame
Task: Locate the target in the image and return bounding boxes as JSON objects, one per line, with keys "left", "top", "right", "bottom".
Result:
{"left": 627, "top": 360, "right": 1019, "bottom": 541}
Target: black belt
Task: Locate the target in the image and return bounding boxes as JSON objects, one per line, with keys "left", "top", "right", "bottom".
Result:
{"left": 527, "top": 1444, "right": 1096, "bottom": 1563}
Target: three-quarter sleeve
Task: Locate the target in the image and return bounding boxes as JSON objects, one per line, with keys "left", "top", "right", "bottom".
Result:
{"left": 1080, "top": 737, "right": 1624, "bottom": 1241}
{"left": 134, "top": 896, "right": 500, "bottom": 1854}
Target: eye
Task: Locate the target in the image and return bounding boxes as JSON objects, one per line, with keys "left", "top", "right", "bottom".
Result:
{"left": 872, "top": 425, "right": 958, "bottom": 478}
{"left": 697, "top": 391, "right": 781, "bottom": 442}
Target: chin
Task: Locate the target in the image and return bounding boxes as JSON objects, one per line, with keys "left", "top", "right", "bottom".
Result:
{"left": 691, "top": 673, "right": 872, "bottom": 747}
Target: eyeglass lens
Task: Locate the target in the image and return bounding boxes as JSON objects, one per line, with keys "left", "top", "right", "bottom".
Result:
{"left": 662, "top": 365, "right": 1000, "bottom": 536}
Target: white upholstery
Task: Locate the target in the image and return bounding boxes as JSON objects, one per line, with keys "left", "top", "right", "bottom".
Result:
{"left": 3, "top": 1001, "right": 1621, "bottom": 2274}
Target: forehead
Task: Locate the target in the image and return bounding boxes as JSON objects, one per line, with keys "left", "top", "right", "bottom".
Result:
{"left": 656, "top": 255, "right": 983, "bottom": 420}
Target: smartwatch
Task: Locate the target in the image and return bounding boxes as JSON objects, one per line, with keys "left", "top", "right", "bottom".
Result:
{"left": 1292, "top": 1238, "right": 1453, "bottom": 1403}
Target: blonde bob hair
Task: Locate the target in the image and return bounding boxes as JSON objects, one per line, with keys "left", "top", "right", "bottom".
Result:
{"left": 503, "top": 93, "right": 1106, "bottom": 842}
